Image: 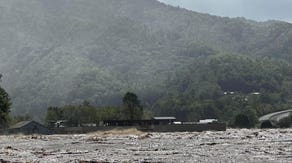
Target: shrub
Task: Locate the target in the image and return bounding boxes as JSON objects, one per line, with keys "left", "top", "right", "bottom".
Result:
{"left": 260, "top": 120, "right": 274, "bottom": 128}
{"left": 278, "top": 113, "right": 292, "bottom": 128}
{"left": 233, "top": 114, "right": 251, "bottom": 128}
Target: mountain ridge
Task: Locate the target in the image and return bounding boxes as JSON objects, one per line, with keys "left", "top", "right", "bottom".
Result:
{"left": 0, "top": 0, "right": 292, "bottom": 120}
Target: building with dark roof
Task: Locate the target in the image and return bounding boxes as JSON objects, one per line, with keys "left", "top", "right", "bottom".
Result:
{"left": 3, "top": 121, "right": 54, "bottom": 135}
{"left": 103, "top": 117, "right": 177, "bottom": 126}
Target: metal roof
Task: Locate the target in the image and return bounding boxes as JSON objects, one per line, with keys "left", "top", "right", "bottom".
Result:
{"left": 152, "top": 117, "right": 176, "bottom": 120}
{"left": 9, "top": 121, "right": 33, "bottom": 129}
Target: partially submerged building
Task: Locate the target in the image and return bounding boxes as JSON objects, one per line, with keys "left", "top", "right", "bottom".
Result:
{"left": 103, "top": 117, "right": 177, "bottom": 127}
{"left": 152, "top": 117, "right": 176, "bottom": 125}
{"left": 103, "top": 117, "right": 226, "bottom": 132}
{"left": 2, "top": 121, "right": 54, "bottom": 135}
{"left": 199, "top": 119, "right": 218, "bottom": 124}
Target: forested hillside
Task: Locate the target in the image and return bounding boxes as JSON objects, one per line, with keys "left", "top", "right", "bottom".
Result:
{"left": 1, "top": 0, "right": 292, "bottom": 122}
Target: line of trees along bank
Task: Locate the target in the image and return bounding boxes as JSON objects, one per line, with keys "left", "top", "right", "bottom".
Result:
{"left": 45, "top": 92, "right": 147, "bottom": 127}
{"left": 45, "top": 92, "right": 260, "bottom": 128}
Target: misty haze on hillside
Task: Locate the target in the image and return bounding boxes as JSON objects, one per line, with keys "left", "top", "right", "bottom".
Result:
{"left": 1, "top": 0, "right": 292, "bottom": 122}
{"left": 159, "top": 0, "right": 292, "bottom": 23}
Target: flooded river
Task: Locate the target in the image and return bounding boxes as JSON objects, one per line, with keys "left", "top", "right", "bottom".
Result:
{"left": 0, "top": 129, "right": 291, "bottom": 162}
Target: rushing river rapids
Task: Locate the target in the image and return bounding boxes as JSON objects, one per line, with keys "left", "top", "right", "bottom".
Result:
{"left": 0, "top": 129, "right": 291, "bottom": 162}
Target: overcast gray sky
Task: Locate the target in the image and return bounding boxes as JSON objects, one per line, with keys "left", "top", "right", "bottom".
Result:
{"left": 158, "top": 0, "right": 292, "bottom": 23}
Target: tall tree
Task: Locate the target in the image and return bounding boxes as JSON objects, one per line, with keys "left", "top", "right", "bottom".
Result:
{"left": 122, "top": 92, "right": 143, "bottom": 120}
{"left": 0, "top": 75, "right": 11, "bottom": 128}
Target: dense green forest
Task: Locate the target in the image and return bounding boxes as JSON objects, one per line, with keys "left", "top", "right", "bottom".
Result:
{"left": 1, "top": 0, "right": 292, "bottom": 125}
{"left": 153, "top": 55, "right": 292, "bottom": 125}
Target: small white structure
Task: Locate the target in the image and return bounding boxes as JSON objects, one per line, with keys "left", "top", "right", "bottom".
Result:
{"left": 82, "top": 123, "right": 97, "bottom": 127}
{"left": 54, "top": 120, "right": 67, "bottom": 127}
{"left": 199, "top": 119, "right": 218, "bottom": 124}
{"left": 224, "top": 91, "right": 235, "bottom": 95}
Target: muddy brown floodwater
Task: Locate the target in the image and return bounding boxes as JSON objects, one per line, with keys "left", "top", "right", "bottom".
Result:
{"left": 0, "top": 128, "right": 291, "bottom": 162}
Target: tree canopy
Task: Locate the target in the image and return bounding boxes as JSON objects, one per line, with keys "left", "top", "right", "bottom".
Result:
{"left": 0, "top": 75, "right": 11, "bottom": 128}
{"left": 122, "top": 92, "right": 143, "bottom": 120}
